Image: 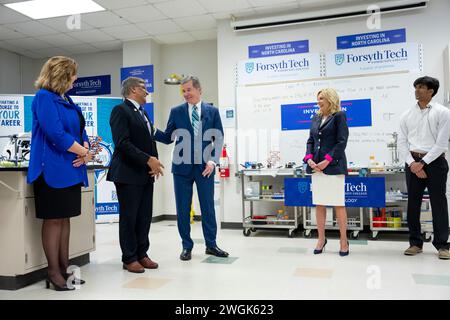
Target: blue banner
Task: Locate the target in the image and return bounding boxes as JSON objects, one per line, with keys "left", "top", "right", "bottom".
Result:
{"left": 249, "top": 40, "right": 309, "bottom": 58}
{"left": 67, "top": 75, "right": 111, "bottom": 96}
{"left": 281, "top": 99, "right": 372, "bottom": 131}
{"left": 337, "top": 28, "right": 406, "bottom": 49}
{"left": 120, "top": 65, "right": 154, "bottom": 93}
{"left": 285, "top": 177, "right": 386, "bottom": 207}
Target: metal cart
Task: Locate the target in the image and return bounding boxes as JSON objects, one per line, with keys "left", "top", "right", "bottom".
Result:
{"left": 240, "top": 168, "right": 301, "bottom": 238}
{"left": 302, "top": 206, "right": 364, "bottom": 239}
{"left": 367, "top": 169, "right": 433, "bottom": 240}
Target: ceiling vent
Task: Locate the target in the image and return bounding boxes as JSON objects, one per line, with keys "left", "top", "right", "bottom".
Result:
{"left": 231, "top": 0, "right": 428, "bottom": 32}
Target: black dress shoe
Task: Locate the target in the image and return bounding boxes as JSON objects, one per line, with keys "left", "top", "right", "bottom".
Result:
{"left": 180, "top": 249, "right": 192, "bottom": 261}
{"left": 205, "top": 246, "right": 229, "bottom": 258}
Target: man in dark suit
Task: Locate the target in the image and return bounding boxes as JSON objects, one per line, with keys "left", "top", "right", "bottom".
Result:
{"left": 107, "top": 77, "right": 164, "bottom": 273}
{"left": 155, "top": 75, "right": 229, "bottom": 261}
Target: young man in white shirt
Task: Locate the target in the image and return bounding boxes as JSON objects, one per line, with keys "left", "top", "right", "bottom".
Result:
{"left": 398, "top": 76, "right": 450, "bottom": 260}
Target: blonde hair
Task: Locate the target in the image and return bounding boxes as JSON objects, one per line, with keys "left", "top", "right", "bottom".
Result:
{"left": 317, "top": 88, "right": 341, "bottom": 116}
{"left": 35, "top": 56, "right": 78, "bottom": 95}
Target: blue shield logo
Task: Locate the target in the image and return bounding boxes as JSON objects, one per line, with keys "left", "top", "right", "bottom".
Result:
{"left": 245, "top": 62, "right": 254, "bottom": 74}
{"left": 297, "top": 181, "right": 308, "bottom": 193}
{"left": 335, "top": 53, "right": 345, "bottom": 66}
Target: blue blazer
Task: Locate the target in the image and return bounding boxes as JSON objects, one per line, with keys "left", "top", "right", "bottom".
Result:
{"left": 155, "top": 102, "right": 224, "bottom": 176}
{"left": 27, "top": 89, "right": 89, "bottom": 188}
{"left": 304, "top": 111, "right": 349, "bottom": 175}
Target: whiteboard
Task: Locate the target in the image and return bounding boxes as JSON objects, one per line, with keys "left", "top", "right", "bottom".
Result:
{"left": 236, "top": 73, "right": 419, "bottom": 167}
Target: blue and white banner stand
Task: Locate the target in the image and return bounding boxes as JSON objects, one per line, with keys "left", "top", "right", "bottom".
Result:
{"left": 238, "top": 53, "right": 323, "bottom": 85}
{"left": 0, "top": 96, "right": 25, "bottom": 153}
{"left": 326, "top": 43, "right": 422, "bottom": 77}
{"left": 284, "top": 177, "right": 386, "bottom": 208}
{"left": 337, "top": 28, "right": 406, "bottom": 49}
{"left": 18, "top": 94, "right": 123, "bottom": 222}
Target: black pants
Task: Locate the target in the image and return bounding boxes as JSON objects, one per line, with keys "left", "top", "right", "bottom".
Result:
{"left": 405, "top": 157, "right": 450, "bottom": 250}
{"left": 115, "top": 182, "right": 154, "bottom": 264}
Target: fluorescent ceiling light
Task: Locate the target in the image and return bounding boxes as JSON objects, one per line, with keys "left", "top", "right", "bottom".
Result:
{"left": 4, "top": 0, "right": 105, "bottom": 20}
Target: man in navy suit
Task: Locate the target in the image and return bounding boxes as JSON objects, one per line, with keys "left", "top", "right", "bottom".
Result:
{"left": 155, "top": 75, "right": 229, "bottom": 261}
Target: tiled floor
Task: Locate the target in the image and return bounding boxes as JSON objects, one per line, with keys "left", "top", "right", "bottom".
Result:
{"left": 1, "top": 221, "right": 449, "bottom": 300}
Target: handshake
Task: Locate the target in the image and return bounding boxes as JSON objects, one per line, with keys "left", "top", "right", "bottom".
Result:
{"left": 147, "top": 156, "right": 164, "bottom": 179}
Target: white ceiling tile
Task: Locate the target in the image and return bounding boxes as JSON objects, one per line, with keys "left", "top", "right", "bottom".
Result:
{"left": 248, "top": 0, "right": 296, "bottom": 7}
{"left": 174, "top": 14, "right": 216, "bottom": 31}
{"left": 0, "top": 40, "right": 24, "bottom": 53}
{"left": 0, "top": 5, "right": 31, "bottom": 24}
{"left": 190, "top": 29, "right": 217, "bottom": 41}
{"left": 136, "top": 20, "right": 183, "bottom": 35}
{"left": 64, "top": 43, "right": 99, "bottom": 55}
{"left": 101, "top": 24, "right": 148, "bottom": 40}
{"left": 93, "top": 0, "right": 148, "bottom": 10}
{"left": 222, "top": 8, "right": 257, "bottom": 18}
{"left": 254, "top": 2, "right": 299, "bottom": 14}
{"left": 81, "top": 11, "right": 129, "bottom": 28}
{"left": 0, "top": 25, "right": 27, "bottom": 40}
{"left": 33, "top": 47, "right": 70, "bottom": 57}
{"left": 7, "top": 21, "right": 59, "bottom": 37}
{"left": 155, "top": 31, "right": 195, "bottom": 44}
{"left": 196, "top": 0, "right": 252, "bottom": 13}
{"left": 5, "top": 37, "right": 53, "bottom": 50}
{"left": 154, "top": 0, "right": 207, "bottom": 18}
{"left": 40, "top": 16, "right": 94, "bottom": 32}
{"left": 146, "top": 0, "right": 172, "bottom": 3}
{"left": 69, "top": 29, "right": 115, "bottom": 42}
{"left": 35, "top": 33, "right": 82, "bottom": 47}
{"left": 91, "top": 40, "right": 123, "bottom": 51}
{"left": 113, "top": 5, "right": 166, "bottom": 23}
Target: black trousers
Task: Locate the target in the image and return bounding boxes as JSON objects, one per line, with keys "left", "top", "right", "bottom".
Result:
{"left": 405, "top": 157, "right": 450, "bottom": 250}
{"left": 115, "top": 182, "right": 154, "bottom": 264}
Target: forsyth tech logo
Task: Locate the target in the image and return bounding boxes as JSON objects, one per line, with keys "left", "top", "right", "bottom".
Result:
{"left": 245, "top": 62, "right": 255, "bottom": 74}
{"left": 335, "top": 53, "right": 345, "bottom": 66}
{"left": 297, "top": 181, "right": 309, "bottom": 193}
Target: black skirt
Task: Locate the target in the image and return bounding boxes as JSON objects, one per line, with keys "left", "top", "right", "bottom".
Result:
{"left": 33, "top": 175, "right": 82, "bottom": 219}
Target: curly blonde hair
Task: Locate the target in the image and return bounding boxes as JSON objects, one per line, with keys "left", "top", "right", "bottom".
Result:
{"left": 35, "top": 56, "right": 78, "bottom": 95}
{"left": 317, "top": 88, "right": 341, "bottom": 116}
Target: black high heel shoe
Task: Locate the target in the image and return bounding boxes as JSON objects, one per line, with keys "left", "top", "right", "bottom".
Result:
{"left": 339, "top": 241, "right": 350, "bottom": 257}
{"left": 45, "top": 278, "right": 75, "bottom": 291}
{"left": 64, "top": 273, "right": 86, "bottom": 285}
{"left": 313, "top": 238, "right": 328, "bottom": 254}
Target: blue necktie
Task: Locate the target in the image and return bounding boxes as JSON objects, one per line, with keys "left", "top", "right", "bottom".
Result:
{"left": 192, "top": 105, "right": 199, "bottom": 136}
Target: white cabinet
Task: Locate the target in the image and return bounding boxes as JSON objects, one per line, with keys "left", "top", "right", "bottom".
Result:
{"left": 0, "top": 169, "right": 95, "bottom": 288}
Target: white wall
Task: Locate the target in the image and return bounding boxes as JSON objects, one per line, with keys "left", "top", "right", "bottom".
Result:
{"left": 71, "top": 50, "right": 123, "bottom": 97}
{"left": 0, "top": 49, "right": 26, "bottom": 94}
{"left": 156, "top": 40, "right": 218, "bottom": 216}
{"left": 217, "top": 0, "right": 450, "bottom": 222}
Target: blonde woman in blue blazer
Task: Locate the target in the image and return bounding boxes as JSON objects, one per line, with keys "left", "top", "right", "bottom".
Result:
{"left": 27, "top": 56, "right": 93, "bottom": 291}
{"left": 303, "top": 88, "right": 349, "bottom": 256}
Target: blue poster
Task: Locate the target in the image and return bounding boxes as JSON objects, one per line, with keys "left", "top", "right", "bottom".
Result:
{"left": 337, "top": 28, "right": 406, "bottom": 49}
{"left": 120, "top": 65, "right": 154, "bottom": 93}
{"left": 67, "top": 75, "right": 111, "bottom": 96}
{"left": 284, "top": 177, "right": 386, "bottom": 207}
{"left": 249, "top": 40, "right": 309, "bottom": 58}
{"left": 281, "top": 99, "right": 372, "bottom": 131}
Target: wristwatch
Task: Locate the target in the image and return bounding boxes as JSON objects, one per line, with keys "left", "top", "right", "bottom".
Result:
{"left": 419, "top": 159, "right": 427, "bottom": 166}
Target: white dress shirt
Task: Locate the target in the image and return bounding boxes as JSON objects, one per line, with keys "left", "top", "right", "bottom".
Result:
{"left": 128, "top": 98, "right": 152, "bottom": 135}
{"left": 188, "top": 101, "right": 202, "bottom": 126}
{"left": 398, "top": 101, "right": 450, "bottom": 165}
{"left": 187, "top": 100, "right": 216, "bottom": 168}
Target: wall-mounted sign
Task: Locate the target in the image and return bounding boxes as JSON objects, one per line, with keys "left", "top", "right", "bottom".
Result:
{"left": 249, "top": 40, "right": 309, "bottom": 58}
{"left": 67, "top": 75, "right": 111, "bottom": 96}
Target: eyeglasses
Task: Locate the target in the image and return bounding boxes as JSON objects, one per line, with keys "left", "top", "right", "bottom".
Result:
{"left": 135, "top": 85, "right": 148, "bottom": 94}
